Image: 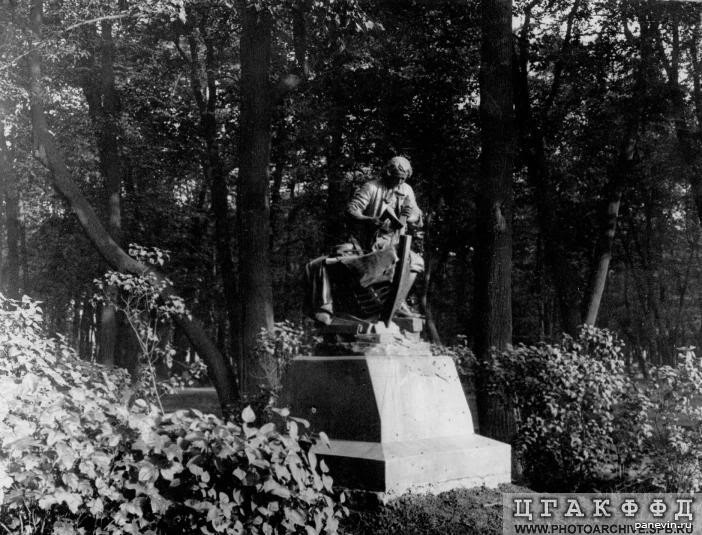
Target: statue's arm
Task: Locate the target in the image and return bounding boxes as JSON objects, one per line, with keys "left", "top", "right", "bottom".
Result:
{"left": 402, "top": 185, "right": 422, "bottom": 225}
{"left": 347, "top": 182, "right": 378, "bottom": 223}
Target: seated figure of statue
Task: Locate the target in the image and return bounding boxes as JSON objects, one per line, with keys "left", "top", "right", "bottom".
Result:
{"left": 304, "top": 156, "right": 424, "bottom": 327}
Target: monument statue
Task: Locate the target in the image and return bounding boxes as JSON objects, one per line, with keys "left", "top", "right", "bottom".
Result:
{"left": 304, "top": 156, "right": 425, "bottom": 332}
{"left": 288, "top": 158, "right": 511, "bottom": 496}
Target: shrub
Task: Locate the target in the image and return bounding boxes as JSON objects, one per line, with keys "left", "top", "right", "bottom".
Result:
{"left": 252, "top": 322, "right": 317, "bottom": 398}
{"left": 486, "top": 326, "right": 651, "bottom": 491}
{"left": 635, "top": 348, "right": 702, "bottom": 492}
{"left": 93, "top": 245, "right": 194, "bottom": 411}
{"left": 486, "top": 326, "right": 702, "bottom": 492}
{"left": 433, "top": 335, "right": 477, "bottom": 383}
{"left": 0, "top": 295, "right": 345, "bottom": 534}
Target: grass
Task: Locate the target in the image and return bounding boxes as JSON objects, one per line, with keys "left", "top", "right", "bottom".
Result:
{"left": 342, "top": 484, "right": 531, "bottom": 535}
{"left": 162, "top": 387, "right": 222, "bottom": 415}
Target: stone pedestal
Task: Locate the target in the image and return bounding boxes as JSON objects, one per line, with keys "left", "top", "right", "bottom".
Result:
{"left": 282, "top": 354, "right": 511, "bottom": 496}
{"left": 393, "top": 316, "right": 425, "bottom": 334}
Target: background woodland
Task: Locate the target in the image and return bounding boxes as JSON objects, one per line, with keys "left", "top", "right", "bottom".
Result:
{"left": 3, "top": 0, "right": 702, "bottom": 405}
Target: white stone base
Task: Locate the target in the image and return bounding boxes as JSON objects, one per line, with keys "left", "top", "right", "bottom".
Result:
{"left": 283, "top": 354, "right": 512, "bottom": 494}
{"left": 313, "top": 434, "right": 511, "bottom": 496}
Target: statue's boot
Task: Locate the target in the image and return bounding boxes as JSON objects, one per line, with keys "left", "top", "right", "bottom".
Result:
{"left": 314, "top": 305, "right": 334, "bottom": 325}
{"left": 396, "top": 301, "right": 423, "bottom": 318}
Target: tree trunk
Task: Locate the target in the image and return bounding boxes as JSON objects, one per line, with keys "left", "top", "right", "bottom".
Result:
{"left": 79, "top": 295, "right": 93, "bottom": 359}
{"left": 178, "top": 19, "right": 241, "bottom": 371}
{"left": 98, "top": 304, "right": 118, "bottom": 366}
{"left": 514, "top": 3, "right": 582, "bottom": 336}
{"left": 19, "top": 221, "right": 27, "bottom": 292}
{"left": 72, "top": 296, "right": 81, "bottom": 347}
{"left": 474, "top": 0, "right": 514, "bottom": 358}
{"left": 237, "top": 3, "right": 275, "bottom": 395}
{"left": 474, "top": 0, "right": 515, "bottom": 438}
{"left": 582, "top": 134, "right": 635, "bottom": 325}
{"left": 81, "top": 21, "right": 123, "bottom": 366}
{"left": 27, "top": 0, "right": 239, "bottom": 415}
{"left": 208, "top": 139, "right": 240, "bottom": 372}
{"left": 270, "top": 163, "right": 284, "bottom": 239}
{"left": 582, "top": 194, "right": 622, "bottom": 326}
{"left": 115, "top": 315, "right": 141, "bottom": 376}
{"left": 581, "top": 3, "right": 652, "bottom": 326}
{"left": 682, "top": 27, "right": 702, "bottom": 228}
{"left": 97, "top": 21, "right": 122, "bottom": 242}
{"left": 0, "top": 151, "right": 5, "bottom": 293}
{"left": 525, "top": 146, "right": 582, "bottom": 336}
{"left": 580, "top": 3, "right": 660, "bottom": 327}
{"left": 0, "top": 125, "right": 20, "bottom": 299}
{"left": 202, "top": 27, "right": 240, "bottom": 369}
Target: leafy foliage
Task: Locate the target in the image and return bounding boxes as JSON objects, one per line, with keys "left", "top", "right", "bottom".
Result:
{"left": 93, "top": 244, "right": 199, "bottom": 410}
{"left": 486, "top": 326, "right": 649, "bottom": 491}
{"left": 10, "top": 0, "right": 702, "bottom": 501}
{"left": 252, "top": 321, "right": 318, "bottom": 399}
{"left": 434, "top": 335, "right": 477, "bottom": 382}
{"left": 8, "top": 0, "right": 702, "bottom": 369}
{"left": 637, "top": 348, "right": 702, "bottom": 492}
{"left": 0, "top": 295, "right": 345, "bottom": 534}
{"left": 487, "top": 325, "right": 702, "bottom": 492}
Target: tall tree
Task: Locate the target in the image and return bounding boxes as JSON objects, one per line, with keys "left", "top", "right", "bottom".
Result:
{"left": 474, "top": 0, "right": 515, "bottom": 359}
{"left": 583, "top": 0, "right": 662, "bottom": 326}
{"left": 0, "top": 4, "right": 21, "bottom": 301}
{"left": 175, "top": 7, "right": 240, "bottom": 368}
{"left": 474, "top": 0, "right": 515, "bottom": 434}
{"left": 514, "top": 0, "right": 584, "bottom": 336}
{"left": 237, "top": 2, "right": 275, "bottom": 394}
{"left": 26, "top": 0, "right": 239, "bottom": 415}
{"left": 582, "top": 132, "right": 636, "bottom": 326}
{"left": 80, "top": 21, "right": 124, "bottom": 366}
{"left": 0, "top": 123, "right": 20, "bottom": 299}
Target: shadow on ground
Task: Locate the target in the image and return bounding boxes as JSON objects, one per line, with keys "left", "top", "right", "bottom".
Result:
{"left": 162, "top": 387, "right": 222, "bottom": 416}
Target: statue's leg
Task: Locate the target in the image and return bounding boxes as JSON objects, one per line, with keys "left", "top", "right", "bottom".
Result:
{"left": 306, "top": 257, "right": 334, "bottom": 324}
{"left": 315, "top": 263, "right": 334, "bottom": 324}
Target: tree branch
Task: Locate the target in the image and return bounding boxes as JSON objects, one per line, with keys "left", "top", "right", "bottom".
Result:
{"left": 542, "top": 0, "right": 581, "bottom": 117}
{"left": 0, "top": 12, "right": 131, "bottom": 72}
{"left": 63, "top": 12, "right": 129, "bottom": 33}
{"left": 271, "top": 2, "right": 310, "bottom": 102}
{"left": 26, "top": 0, "right": 239, "bottom": 415}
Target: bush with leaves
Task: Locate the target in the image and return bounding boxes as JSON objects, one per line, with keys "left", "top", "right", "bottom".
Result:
{"left": 433, "top": 335, "right": 477, "bottom": 386}
{"left": 486, "top": 326, "right": 651, "bottom": 491}
{"left": 93, "top": 244, "right": 205, "bottom": 411}
{"left": 634, "top": 348, "right": 702, "bottom": 492}
{"left": 486, "top": 325, "right": 702, "bottom": 492}
{"left": 252, "top": 322, "right": 318, "bottom": 397}
{"left": 0, "top": 294, "right": 346, "bottom": 534}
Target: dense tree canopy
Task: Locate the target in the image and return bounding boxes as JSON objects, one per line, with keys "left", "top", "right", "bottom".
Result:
{"left": 3, "top": 0, "right": 702, "bottom": 411}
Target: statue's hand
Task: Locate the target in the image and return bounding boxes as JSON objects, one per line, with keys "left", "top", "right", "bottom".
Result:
{"left": 369, "top": 216, "right": 384, "bottom": 227}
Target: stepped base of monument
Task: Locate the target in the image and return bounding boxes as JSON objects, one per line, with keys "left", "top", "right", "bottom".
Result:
{"left": 313, "top": 434, "right": 511, "bottom": 496}
{"left": 282, "top": 353, "right": 512, "bottom": 495}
